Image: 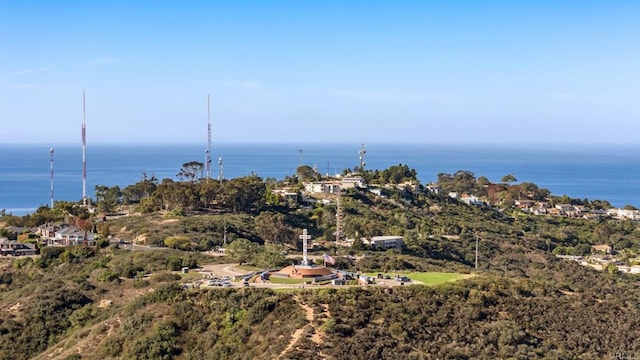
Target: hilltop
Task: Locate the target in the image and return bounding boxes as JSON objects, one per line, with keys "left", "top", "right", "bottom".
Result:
{"left": 2, "top": 164, "right": 640, "bottom": 358}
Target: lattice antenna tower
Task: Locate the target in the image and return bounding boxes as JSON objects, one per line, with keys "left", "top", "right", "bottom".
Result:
{"left": 218, "top": 157, "right": 224, "bottom": 182}
{"left": 50, "top": 147, "right": 54, "bottom": 208}
{"left": 82, "top": 92, "right": 87, "bottom": 206}
{"left": 223, "top": 220, "right": 227, "bottom": 245}
{"left": 358, "top": 143, "right": 366, "bottom": 173}
{"left": 335, "top": 187, "right": 344, "bottom": 242}
{"left": 205, "top": 94, "right": 212, "bottom": 179}
{"left": 298, "top": 149, "right": 304, "bottom": 166}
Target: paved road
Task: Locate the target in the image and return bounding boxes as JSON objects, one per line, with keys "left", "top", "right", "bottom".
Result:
{"left": 198, "top": 263, "right": 251, "bottom": 278}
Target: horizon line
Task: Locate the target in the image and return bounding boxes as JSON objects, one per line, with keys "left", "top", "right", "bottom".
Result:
{"left": 2, "top": 141, "right": 640, "bottom": 149}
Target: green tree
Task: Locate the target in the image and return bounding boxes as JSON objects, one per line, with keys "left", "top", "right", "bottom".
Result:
{"left": 122, "top": 173, "right": 158, "bottom": 204}
{"left": 177, "top": 161, "right": 204, "bottom": 182}
{"left": 501, "top": 174, "right": 517, "bottom": 184}
{"left": 95, "top": 185, "right": 122, "bottom": 213}
{"left": 254, "top": 212, "right": 295, "bottom": 245}
{"left": 164, "top": 236, "right": 192, "bottom": 250}
{"left": 477, "top": 176, "right": 491, "bottom": 186}
{"left": 296, "top": 165, "right": 317, "bottom": 182}
{"left": 222, "top": 175, "right": 266, "bottom": 213}
{"left": 199, "top": 178, "right": 222, "bottom": 208}
{"left": 225, "top": 238, "right": 259, "bottom": 265}
{"left": 254, "top": 243, "right": 288, "bottom": 269}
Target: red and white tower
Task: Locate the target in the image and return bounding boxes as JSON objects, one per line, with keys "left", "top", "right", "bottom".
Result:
{"left": 82, "top": 92, "right": 87, "bottom": 206}
{"left": 205, "top": 94, "right": 212, "bottom": 179}
{"left": 50, "top": 147, "right": 54, "bottom": 208}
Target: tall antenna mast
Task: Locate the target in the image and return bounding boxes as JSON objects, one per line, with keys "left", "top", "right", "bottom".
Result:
{"left": 335, "top": 187, "right": 343, "bottom": 242}
{"left": 218, "top": 157, "right": 224, "bottom": 182}
{"left": 358, "top": 143, "right": 367, "bottom": 173}
{"left": 50, "top": 147, "right": 54, "bottom": 208}
{"left": 205, "top": 94, "right": 212, "bottom": 179}
{"left": 82, "top": 91, "right": 87, "bottom": 206}
{"left": 475, "top": 234, "right": 479, "bottom": 270}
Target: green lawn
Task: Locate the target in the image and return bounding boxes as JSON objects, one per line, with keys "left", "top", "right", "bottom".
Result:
{"left": 366, "top": 272, "right": 471, "bottom": 285}
{"left": 406, "top": 272, "right": 470, "bottom": 285}
{"left": 268, "top": 276, "right": 309, "bottom": 285}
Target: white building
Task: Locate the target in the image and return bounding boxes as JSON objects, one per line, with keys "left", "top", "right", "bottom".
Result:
{"left": 425, "top": 184, "right": 441, "bottom": 194}
{"left": 607, "top": 208, "right": 640, "bottom": 220}
{"left": 304, "top": 181, "right": 340, "bottom": 194}
{"left": 51, "top": 225, "right": 96, "bottom": 246}
{"left": 460, "top": 194, "right": 483, "bottom": 206}
{"left": 368, "top": 235, "right": 404, "bottom": 249}
{"left": 271, "top": 189, "right": 299, "bottom": 204}
{"left": 340, "top": 176, "right": 365, "bottom": 189}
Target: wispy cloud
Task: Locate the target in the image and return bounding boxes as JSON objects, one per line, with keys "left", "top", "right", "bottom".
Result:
{"left": 540, "top": 92, "right": 581, "bottom": 100}
{"left": 220, "top": 80, "right": 265, "bottom": 91}
{"left": 88, "top": 56, "right": 118, "bottom": 65}
{"left": 10, "top": 83, "right": 39, "bottom": 89}
{"left": 0, "top": 67, "right": 49, "bottom": 81}
{"left": 330, "top": 89, "right": 395, "bottom": 101}
{"left": 237, "top": 81, "right": 263, "bottom": 90}
{"left": 329, "top": 89, "right": 463, "bottom": 103}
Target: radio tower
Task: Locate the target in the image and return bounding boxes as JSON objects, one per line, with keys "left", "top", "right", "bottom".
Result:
{"left": 205, "top": 94, "right": 212, "bottom": 179}
{"left": 335, "top": 187, "right": 343, "bottom": 242}
{"left": 218, "top": 157, "right": 224, "bottom": 182}
{"left": 298, "top": 149, "right": 304, "bottom": 166}
{"left": 82, "top": 92, "right": 87, "bottom": 206}
{"left": 50, "top": 147, "right": 55, "bottom": 208}
{"left": 358, "top": 143, "right": 366, "bottom": 173}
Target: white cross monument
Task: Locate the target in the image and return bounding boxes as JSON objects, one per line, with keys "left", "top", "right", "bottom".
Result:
{"left": 300, "top": 229, "right": 311, "bottom": 266}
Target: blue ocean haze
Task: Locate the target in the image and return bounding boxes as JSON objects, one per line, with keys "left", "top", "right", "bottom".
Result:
{"left": 1, "top": 143, "right": 639, "bottom": 215}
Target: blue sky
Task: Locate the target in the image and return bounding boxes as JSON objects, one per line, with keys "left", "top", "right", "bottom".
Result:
{"left": 1, "top": 1, "right": 638, "bottom": 144}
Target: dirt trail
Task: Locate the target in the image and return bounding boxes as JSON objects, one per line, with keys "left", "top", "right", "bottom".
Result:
{"left": 34, "top": 316, "right": 123, "bottom": 360}
{"left": 276, "top": 296, "right": 330, "bottom": 360}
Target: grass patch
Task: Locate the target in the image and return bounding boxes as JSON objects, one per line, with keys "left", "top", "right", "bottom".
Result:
{"left": 366, "top": 272, "right": 469, "bottom": 285}
{"left": 268, "top": 277, "right": 309, "bottom": 285}
{"left": 406, "top": 272, "right": 469, "bottom": 285}
{"left": 236, "top": 265, "right": 262, "bottom": 272}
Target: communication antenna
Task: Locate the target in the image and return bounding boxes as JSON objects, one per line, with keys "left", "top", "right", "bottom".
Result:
{"left": 223, "top": 220, "right": 227, "bottom": 246}
{"left": 205, "top": 94, "right": 212, "bottom": 179}
{"left": 218, "top": 157, "right": 224, "bottom": 182}
{"left": 82, "top": 92, "right": 87, "bottom": 206}
{"left": 358, "top": 143, "right": 366, "bottom": 173}
{"left": 475, "top": 233, "right": 479, "bottom": 270}
{"left": 298, "top": 149, "right": 304, "bottom": 166}
{"left": 50, "top": 147, "right": 54, "bottom": 208}
{"left": 335, "top": 187, "right": 343, "bottom": 242}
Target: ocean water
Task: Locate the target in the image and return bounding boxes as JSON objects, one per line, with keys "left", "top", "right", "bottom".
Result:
{"left": 1, "top": 143, "right": 640, "bottom": 215}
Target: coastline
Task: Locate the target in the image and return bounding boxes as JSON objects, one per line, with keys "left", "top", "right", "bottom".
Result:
{"left": 2, "top": 143, "right": 640, "bottom": 215}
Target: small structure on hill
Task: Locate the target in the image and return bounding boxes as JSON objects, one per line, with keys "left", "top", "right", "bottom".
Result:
{"left": 0, "top": 238, "right": 38, "bottom": 256}
{"left": 367, "top": 235, "right": 404, "bottom": 250}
